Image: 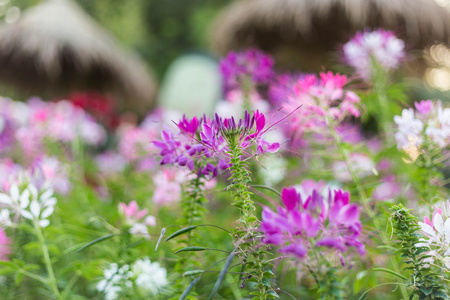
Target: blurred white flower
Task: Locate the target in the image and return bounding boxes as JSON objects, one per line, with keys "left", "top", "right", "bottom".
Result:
{"left": 132, "top": 258, "right": 168, "bottom": 295}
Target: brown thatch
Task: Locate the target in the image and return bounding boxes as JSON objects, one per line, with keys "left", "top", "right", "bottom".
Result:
{"left": 0, "top": 0, "right": 156, "bottom": 115}
{"left": 210, "top": 0, "right": 450, "bottom": 72}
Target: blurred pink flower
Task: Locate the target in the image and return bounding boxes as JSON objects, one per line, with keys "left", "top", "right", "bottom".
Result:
{"left": 0, "top": 228, "right": 10, "bottom": 261}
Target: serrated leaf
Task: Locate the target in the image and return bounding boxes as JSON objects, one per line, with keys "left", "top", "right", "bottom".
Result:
{"left": 165, "top": 226, "right": 198, "bottom": 241}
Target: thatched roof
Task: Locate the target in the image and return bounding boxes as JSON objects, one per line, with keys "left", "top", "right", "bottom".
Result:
{"left": 210, "top": 0, "right": 450, "bottom": 71}
{"left": 0, "top": 0, "right": 156, "bottom": 114}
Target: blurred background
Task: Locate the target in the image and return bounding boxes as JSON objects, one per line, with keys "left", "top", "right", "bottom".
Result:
{"left": 1, "top": 0, "right": 450, "bottom": 117}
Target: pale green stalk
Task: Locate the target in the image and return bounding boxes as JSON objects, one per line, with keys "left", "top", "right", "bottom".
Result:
{"left": 34, "top": 220, "right": 62, "bottom": 299}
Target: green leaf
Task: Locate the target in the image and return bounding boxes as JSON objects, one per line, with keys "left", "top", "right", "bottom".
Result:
{"left": 76, "top": 233, "right": 120, "bottom": 252}
{"left": 183, "top": 270, "right": 204, "bottom": 277}
{"left": 372, "top": 268, "right": 407, "bottom": 280}
{"left": 179, "top": 276, "right": 201, "bottom": 300}
{"left": 15, "top": 272, "right": 24, "bottom": 285}
{"left": 154, "top": 227, "right": 166, "bottom": 252}
{"left": 420, "top": 286, "right": 432, "bottom": 296}
{"left": 208, "top": 250, "right": 235, "bottom": 300}
{"left": 267, "top": 290, "right": 279, "bottom": 298}
{"left": 175, "top": 247, "right": 206, "bottom": 254}
{"left": 165, "top": 226, "right": 198, "bottom": 241}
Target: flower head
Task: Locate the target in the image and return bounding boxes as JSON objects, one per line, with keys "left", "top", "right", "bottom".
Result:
{"left": 261, "top": 184, "right": 365, "bottom": 262}
{"left": 220, "top": 49, "right": 274, "bottom": 91}
{"left": 343, "top": 29, "right": 405, "bottom": 81}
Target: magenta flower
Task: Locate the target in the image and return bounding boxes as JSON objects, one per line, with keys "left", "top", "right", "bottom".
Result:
{"left": 219, "top": 49, "right": 274, "bottom": 91}
{"left": 261, "top": 185, "right": 365, "bottom": 261}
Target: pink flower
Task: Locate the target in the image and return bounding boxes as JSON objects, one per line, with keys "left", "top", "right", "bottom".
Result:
{"left": 120, "top": 200, "right": 149, "bottom": 221}
{"left": 152, "top": 169, "right": 184, "bottom": 206}
{"left": 0, "top": 228, "right": 10, "bottom": 261}
{"left": 343, "top": 29, "right": 405, "bottom": 81}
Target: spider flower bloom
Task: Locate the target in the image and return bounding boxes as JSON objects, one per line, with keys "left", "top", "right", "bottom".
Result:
{"left": 343, "top": 29, "right": 405, "bottom": 81}
{"left": 261, "top": 186, "right": 365, "bottom": 261}
{"left": 211, "top": 110, "right": 280, "bottom": 155}
{"left": 219, "top": 49, "right": 274, "bottom": 91}
{"left": 120, "top": 200, "right": 156, "bottom": 239}
{"left": 394, "top": 100, "right": 450, "bottom": 151}
{"left": 281, "top": 72, "right": 360, "bottom": 135}
{"left": 417, "top": 203, "right": 450, "bottom": 268}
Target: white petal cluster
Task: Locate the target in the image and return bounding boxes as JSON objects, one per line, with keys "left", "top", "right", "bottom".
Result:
{"left": 394, "top": 102, "right": 450, "bottom": 152}
{"left": 132, "top": 258, "right": 168, "bottom": 295}
{"left": 96, "top": 263, "right": 133, "bottom": 300}
{"left": 97, "top": 258, "right": 168, "bottom": 299}
{"left": 0, "top": 184, "right": 56, "bottom": 227}
{"left": 417, "top": 212, "right": 450, "bottom": 269}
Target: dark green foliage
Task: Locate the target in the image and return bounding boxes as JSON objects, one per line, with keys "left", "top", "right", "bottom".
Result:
{"left": 390, "top": 204, "right": 448, "bottom": 300}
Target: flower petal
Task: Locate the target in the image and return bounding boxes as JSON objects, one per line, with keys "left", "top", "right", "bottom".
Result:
{"left": 41, "top": 206, "right": 54, "bottom": 219}
{"left": 433, "top": 213, "right": 444, "bottom": 235}
{"left": 30, "top": 200, "right": 41, "bottom": 218}
{"left": 39, "top": 219, "right": 50, "bottom": 227}
{"left": 418, "top": 222, "right": 435, "bottom": 236}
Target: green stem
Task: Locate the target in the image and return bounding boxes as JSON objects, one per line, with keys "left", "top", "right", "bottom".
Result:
{"left": 227, "top": 139, "right": 270, "bottom": 299}
{"left": 34, "top": 220, "right": 61, "bottom": 299}
{"left": 326, "top": 117, "right": 408, "bottom": 300}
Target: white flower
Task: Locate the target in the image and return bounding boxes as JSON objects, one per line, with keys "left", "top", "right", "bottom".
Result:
{"left": 0, "top": 184, "right": 32, "bottom": 212}
{"left": 129, "top": 223, "right": 150, "bottom": 239}
{"left": 394, "top": 109, "right": 424, "bottom": 149}
{"left": 97, "top": 263, "right": 133, "bottom": 300}
{"left": 132, "top": 258, "right": 168, "bottom": 295}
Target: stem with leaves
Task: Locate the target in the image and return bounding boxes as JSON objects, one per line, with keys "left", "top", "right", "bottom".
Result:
{"left": 226, "top": 138, "right": 276, "bottom": 300}
{"left": 390, "top": 204, "right": 448, "bottom": 299}
{"left": 33, "top": 220, "right": 61, "bottom": 299}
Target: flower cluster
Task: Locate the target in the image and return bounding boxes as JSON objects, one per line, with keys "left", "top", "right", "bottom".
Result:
{"left": 97, "top": 258, "right": 168, "bottom": 299}
{"left": 0, "top": 183, "right": 57, "bottom": 228}
{"left": 417, "top": 202, "right": 450, "bottom": 269}
{"left": 0, "top": 97, "right": 106, "bottom": 161}
{"left": 219, "top": 48, "right": 274, "bottom": 92}
{"left": 343, "top": 29, "right": 405, "bottom": 81}
{"left": 280, "top": 72, "right": 360, "bottom": 136}
{"left": 120, "top": 201, "right": 156, "bottom": 239}
{"left": 261, "top": 184, "right": 365, "bottom": 264}
{"left": 394, "top": 100, "right": 450, "bottom": 152}
{"left": 154, "top": 111, "right": 279, "bottom": 179}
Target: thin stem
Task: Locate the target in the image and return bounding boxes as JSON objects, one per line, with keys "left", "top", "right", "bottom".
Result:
{"left": 34, "top": 220, "right": 61, "bottom": 299}
{"left": 326, "top": 117, "right": 408, "bottom": 299}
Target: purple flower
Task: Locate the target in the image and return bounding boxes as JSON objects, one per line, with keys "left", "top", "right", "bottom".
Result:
{"left": 261, "top": 185, "right": 365, "bottom": 260}
{"left": 220, "top": 49, "right": 274, "bottom": 91}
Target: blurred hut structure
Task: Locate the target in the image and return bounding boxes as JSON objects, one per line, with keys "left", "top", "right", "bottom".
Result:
{"left": 0, "top": 0, "right": 156, "bottom": 115}
{"left": 211, "top": 0, "right": 450, "bottom": 74}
